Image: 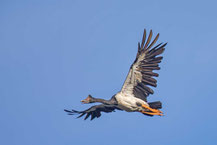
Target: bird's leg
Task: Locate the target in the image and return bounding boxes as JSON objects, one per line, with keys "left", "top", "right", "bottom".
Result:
{"left": 141, "top": 104, "right": 163, "bottom": 114}
{"left": 142, "top": 104, "right": 162, "bottom": 113}
{"left": 140, "top": 111, "right": 163, "bottom": 116}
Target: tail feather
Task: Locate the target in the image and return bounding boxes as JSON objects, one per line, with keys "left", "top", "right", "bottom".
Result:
{"left": 148, "top": 101, "right": 162, "bottom": 109}
{"left": 142, "top": 113, "right": 154, "bottom": 117}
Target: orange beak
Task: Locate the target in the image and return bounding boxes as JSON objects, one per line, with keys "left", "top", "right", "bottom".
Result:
{"left": 81, "top": 95, "right": 92, "bottom": 104}
{"left": 81, "top": 98, "right": 89, "bottom": 104}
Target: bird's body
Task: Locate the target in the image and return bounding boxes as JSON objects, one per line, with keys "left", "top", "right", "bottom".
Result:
{"left": 65, "top": 29, "right": 167, "bottom": 120}
{"left": 115, "top": 92, "right": 148, "bottom": 112}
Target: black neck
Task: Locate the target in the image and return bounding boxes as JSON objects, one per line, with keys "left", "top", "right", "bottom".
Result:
{"left": 92, "top": 96, "right": 118, "bottom": 105}
{"left": 93, "top": 98, "right": 111, "bottom": 105}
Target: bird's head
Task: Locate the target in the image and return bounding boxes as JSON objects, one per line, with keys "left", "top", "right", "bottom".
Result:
{"left": 81, "top": 95, "right": 95, "bottom": 104}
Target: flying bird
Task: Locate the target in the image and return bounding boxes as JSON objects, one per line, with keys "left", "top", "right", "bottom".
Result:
{"left": 64, "top": 29, "right": 167, "bottom": 120}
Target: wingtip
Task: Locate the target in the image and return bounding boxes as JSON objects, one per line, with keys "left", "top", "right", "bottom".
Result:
{"left": 162, "top": 42, "right": 168, "bottom": 48}
{"left": 64, "top": 109, "right": 70, "bottom": 112}
{"left": 144, "top": 28, "right": 146, "bottom": 33}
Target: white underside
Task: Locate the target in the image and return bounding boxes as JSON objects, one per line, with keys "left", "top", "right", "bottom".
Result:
{"left": 115, "top": 92, "right": 148, "bottom": 112}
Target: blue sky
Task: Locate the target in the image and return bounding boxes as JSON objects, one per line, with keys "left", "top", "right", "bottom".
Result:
{"left": 1, "top": 0, "right": 217, "bottom": 145}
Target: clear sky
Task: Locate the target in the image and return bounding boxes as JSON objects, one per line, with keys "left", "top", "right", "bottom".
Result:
{"left": 1, "top": 0, "right": 217, "bottom": 145}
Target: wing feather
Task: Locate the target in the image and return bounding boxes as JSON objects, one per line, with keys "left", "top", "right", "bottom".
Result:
{"left": 64, "top": 105, "right": 121, "bottom": 121}
{"left": 144, "top": 30, "right": 153, "bottom": 49}
{"left": 147, "top": 33, "right": 159, "bottom": 50}
{"left": 141, "top": 29, "right": 147, "bottom": 48}
{"left": 121, "top": 29, "right": 167, "bottom": 101}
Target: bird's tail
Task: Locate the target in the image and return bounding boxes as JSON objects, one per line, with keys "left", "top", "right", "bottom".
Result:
{"left": 148, "top": 101, "right": 162, "bottom": 109}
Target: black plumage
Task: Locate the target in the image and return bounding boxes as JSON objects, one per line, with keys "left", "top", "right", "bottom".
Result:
{"left": 64, "top": 104, "right": 121, "bottom": 120}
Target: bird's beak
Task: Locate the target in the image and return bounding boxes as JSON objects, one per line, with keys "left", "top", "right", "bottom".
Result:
{"left": 81, "top": 95, "right": 92, "bottom": 104}
{"left": 81, "top": 99, "right": 85, "bottom": 104}
{"left": 81, "top": 98, "right": 88, "bottom": 104}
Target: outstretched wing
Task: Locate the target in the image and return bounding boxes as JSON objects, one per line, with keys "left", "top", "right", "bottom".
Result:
{"left": 64, "top": 105, "right": 121, "bottom": 120}
{"left": 121, "top": 29, "right": 167, "bottom": 102}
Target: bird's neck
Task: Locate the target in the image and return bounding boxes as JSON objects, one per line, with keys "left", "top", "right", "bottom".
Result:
{"left": 93, "top": 98, "right": 111, "bottom": 105}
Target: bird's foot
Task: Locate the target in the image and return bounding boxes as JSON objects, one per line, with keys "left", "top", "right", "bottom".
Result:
{"left": 140, "top": 111, "right": 163, "bottom": 116}
{"left": 141, "top": 104, "right": 163, "bottom": 116}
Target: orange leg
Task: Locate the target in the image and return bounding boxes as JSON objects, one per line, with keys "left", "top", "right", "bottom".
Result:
{"left": 142, "top": 104, "right": 163, "bottom": 113}
{"left": 141, "top": 111, "right": 163, "bottom": 116}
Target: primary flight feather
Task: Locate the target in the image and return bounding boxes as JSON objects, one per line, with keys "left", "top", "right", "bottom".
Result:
{"left": 64, "top": 29, "right": 167, "bottom": 120}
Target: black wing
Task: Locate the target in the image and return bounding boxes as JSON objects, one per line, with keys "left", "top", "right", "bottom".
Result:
{"left": 64, "top": 104, "right": 121, "bottom": 120}
{"left": 121, "top": 29, "right": 167, "bottom": 102}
